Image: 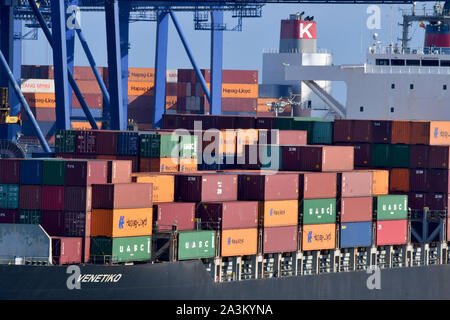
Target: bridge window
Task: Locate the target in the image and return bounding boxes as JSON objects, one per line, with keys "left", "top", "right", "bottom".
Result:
{"left": 441, "top": 60, "right": 450, "bottom": 67}
{"left": 391, "top": 59, "right": 405, "bottom": 66}
{"left": 410, "top": 84, "right": 414, "bottom": 90}
{"left": 406, "top": 59, "right": 420, "bottom": 66}
{"left": 391, "top": 83, "right": 395, "bottom": 89}
{"left": 444, "top": 85, "right": 447, "bottom": 90}
{"left": 376, "top": 59, "right": 390, "bottom": 66}
{"left": 421, "top": 60, "right": 439, "bottom": 67}
{"left": 390, "top": 107, "right": 395, "bottom": 113}
{"left": 360, "top": 106, "right": 364, "bottom": 112}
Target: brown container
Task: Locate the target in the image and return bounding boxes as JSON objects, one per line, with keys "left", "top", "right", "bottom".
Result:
{"left": 338, "top": 171, "right": 373, "bottom": 197}
{"left": 409, "top": 145, "right": 429, "bottom": 168}
{"left": 391, "top": 120, "right": 411, "bottom": 144}
{"left": 425, "top": 193, "right": 449, "bottom": 211}
{"left": 175, "top": 174, "right": 238, "bottom": 202}
{"left": 222, "top": 70, "right": 258, "bottom": 84}
{"left": 72, "top": 94, "right": 103, "bottom": 109}
{"left": 153, "top": 202, "right": 195, "bottom": 232}
{"left": 352, "top": 120, "right": 373, "bottom": 142}
{"left": 408, "top": 192, "right": 426, "bottom": 210}
{"left": 220, "top": 98, "right": 257, "bottom": 113}
{"left": 353, "top": 143, "right": 372, "bottom": 167}
{"left": 196, "top": 201, "right": 258, "bottom": 230}
{"left": 0, "top": 159, "right": 20, "bottom": 184}
{"left": 94, "top": 130, "right": 119, "bottom": 155}
{"left": 409, "top": 169, "right": 429, "bottom": 192}
{"left": 65, "top": 160, "right": 108, "bottom": 186}
{"left": 52, "top": 237, "right": 82, "bottom": 265}
{"left": 389, "top": 168, "right": 410, "bottom": 192}
{"left": 238, "top": 174, "right": 299, "bottom": 201}
{"left": 140, "top": 158, "right": 178, "bottom": 173}
{"left": 41, "top": 211, "right": 92, "bottom": 237}
{"left": 73, "top": 66, "right": 104, "bottom": 81}
{"left": 299, "top": 172, "right": 337, "bottom": 199}
{"left": 410, "top": 121, "right": 430, "bottom": 145}
{"left": 333, "top": 120, "right": 353, "bottom": 143}
{"left": 64, "top": 186, "right": 92, "bottom": 212}
{"left": 372, "top": 120, "right": 392, "bottom": 143}
{"left": 263, "top": 225, "right": 298, "bottom": 254}
{"left": 107, "top": 160, "right": 132, "bottom": 184}
{"left": 19, "top": 185, "right": 42, "bottom": 210}
{"left": 338, "top": 197, "right": 373, "bottom": 223}
{"left": 429, "top": 146, "right": 450, "bottom": 169}
{"left": 91, "top": 183, "right": 153, "bottom": 209}
{"left": 428, "top": 169, "right": 450, "bottom": 193}
{"left": 283, "top": 146, "right": 354, "bottom": 172}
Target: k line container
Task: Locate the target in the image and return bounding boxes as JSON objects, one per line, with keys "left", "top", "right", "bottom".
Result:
{"left": 178, "top": 230, "right": 216, "bottom": 260}
{"left": 376, "top": 220, "right": 408, "bottom": 245}
{"left": 51, "top": 237, "right": 82, "bottom": 265}
{"left": 153, "top": 202, "right": 195, "bottom": 232}
{"left": 133, "top": 174, "right": 175, "bottom": 203}
{"left": 90, "top": 236, "right": 152, "bottom": 263}
{"left": 175, "top": 174, "right": 238, "bottom": 202}
{"left": 258, "top": 200, "right": 298, "bottom": 227}
{"left": 299, "top": 172, "right": 337, "bottom": 199}
{"left": 374, "top": 195, "right": 408, "bottom": 221}
{"left": 64, "top": 186, "right": 92, "bottom": 211}
{"left": 339, "top": 171, "right": 373, "bottom": 197}
{"left": 41, "top": 211, "right": 91, "bottom": 237}
{"left": 389, "top": 168, "right": 410, "bottom": 193}
{"left": 220, "top": 228, "right": 257, "bottom": 257}
{"left": 65, "top": 160, "right": 108, "bottom": 186}
{"left": 302, "top": 223, "right": 336, "bottom": 251}
{"left": 91, "top": 183, "right": 153, "bottom": 209}
{"left": 339, "top": 197, "right": 373, "bottom": 223}
{"left": 340, "top": 222, "right": 372, "bottom": 248}
{"left": 196, "top": 201, "right": 258, "bottom": 230}
{"left": 263, "top": 225, "right": 298, "bottom": 254}
{"left": 238, "top": 174, "right": 299, "bottom": 201}
{"left": 301, "top": 198, "right": 336, "bottom": 225}
{"left": 91, "top": 208, "right": 153, "bottom": 237}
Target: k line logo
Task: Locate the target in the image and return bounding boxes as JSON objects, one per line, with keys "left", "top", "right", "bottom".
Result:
{"left": 299, "top": 22, "right": 315, "bottom": 39}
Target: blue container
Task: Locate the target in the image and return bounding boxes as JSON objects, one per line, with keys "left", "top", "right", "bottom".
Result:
{"left": 340, "top": 222, "right": 372, "bottom": 248}
{"left": 117, "top": 132, "right": 139, "bottom": 156}
{"left": 21, "top": 121, "right": 56, "bottom": 137}
{"left": 20, "top": 160, "right": 43, "bottom": 185}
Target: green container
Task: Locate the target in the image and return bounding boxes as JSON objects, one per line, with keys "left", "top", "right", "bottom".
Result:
{"left": 389, "top": 144, "right": 410, "bottom": 168}
{"left": 274, "top": 117, "right": 293, "bottom": 130}
{"left": 260, "top": 145, "right": 282, "bottom": 170}
{"left": 55, "top": 130, "right": 76, "bottom": 154}
{"left": 42, "top": 160, "right": 65, "bottom": 186}
{"left": 292, "top": 118, "right": 333, "bottom": 145}
{"left": 374, "top": 195, "right": 408, "bottom": 221}
{"left": 371, "top": 144, "right": 390, "bottom": 167}
{"left": 90, "top": 236, "right": 152, "bottom": 263}
{"left": 178, "top": 230, "right": 216, "bottom": 260}
{"left": 179, "top": 134, "right": 198, "bottom": 159}
{"left": 0, "top": 184, "right": 19, "bottom": 209}
{"left": 19, "top": 210, "right": 41, "bottom": 224}
{"left": 301, "top": 198, "right": 337, "bottom": 225}
{"left": 140, "top": 133, "right": 180, "bottom": 158}
{"left": 140, "top": 133, "right": 161, "bottom": 158}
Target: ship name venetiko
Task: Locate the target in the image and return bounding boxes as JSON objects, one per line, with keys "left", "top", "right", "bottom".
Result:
{"left": 66, "top": 266, "right": 123, "bottom": 289}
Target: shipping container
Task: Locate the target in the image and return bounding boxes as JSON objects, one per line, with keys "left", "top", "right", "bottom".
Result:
{"left": 20, "top": 160, "right": 42, "bottom": 185}
{"left": 409, "top": 145, "right": 429, "bottom": 168}
{"left": 292, "top": 119, "right": 333, "bottom": 145}
{"left": 0, "top": 209, "right": 19, "bottom": 223}
{"left": 428, "top": 169, "right": 450, "bottom": 193}
{"left": 353, "top": 144, "right": 372, "bottom": 167}
{"left": 90, "top": 236, "right": 151, "bottom": 263}
{"left": 355, "top": 169, "right": 389, "bottom": 195}
{"left": 389, "top": 168, "right": 410, "bottom": 193}
{"left": 258, "top": 200, "right": 298, "bottom": 227}
{"left": 220, "top": 228, "right": 257, "bottom": 257}
{"left": 117, "top": 131, "right": 139, "bottom": 156}
{"left": 263, "top": 225, "right": 298, "bottom": 254}
{"left": 371, "top": 120, "right": 392, "bottom": 143}
{"left": 107, "top": 160, "right": 132, "bottom": 184}
{"left": 128, "top": 81, "right": 154, "bottom": 96}
{"left": 91, "top": 208, "right": 153, "bottom": 237}
{"left": 178, "top": 230, "right": 216, "bottom": 260}
{"left": 64, "top": 186, "right": 92, "bottom": 211}
{"left": 374, "top": 195, "right": 408, "bottom": 221}
{"left": 301, "top": 198, "right": 336, "bottom": 225}
{"left": 153, "top": 202, "right": 195, "bottom": 232}
{"left": 425, "top": 193, "right": 449, "bottom": 211}
{"left": 409, "top": 169, "right": 429, "bottom": 192}
{"left": 196, "top": 201, "right": 258, "bottom": 230}
{"left": 51, "top": 237, "right": 82, "bottom": 265}
{"left": 299, "top": 172, "right": 337, "bottom": 199}
{"left": 23, "top": 93, "right": 55, "bottom": 108}
{"left": 376, "top": 220, "right": 408, "bottom": 245}
{"left": 352, "top": 120, "right": 372, "bottom": 143}
{"left": 333, "top": 119, "right": 353, "bottom": 143}
{"left": 146, "top": 157, "right": 179, "bottom": 173}
{"left": 178, "top": 158, "right": 198, "bottom": 173}
{"left": 65, "top": 160, "right": 108, "bottom": 186}
{"left": 340, "top": 222, "right": 372, "bottom": 248}
{"left": 390, "top": 145, "right": 411, "bottom": 168}
{"left": 140, "top": 133, "right": 180, "bottom": 158}
{"left": 0, "top": 159, "right": 20, "bottom": 184}
{"left": 428, "top": 121, "right": 450, "bottom": 145}
{"left": 19, "top": 210, "right": 41, "bottom": 224}
{"left": 92, "top": 183, "right": 152, "bottom": 209}
{"left": 391, "top": 120, "right": 411, "bottom": 144}
{"left": 236, "top": 129, "right": 258, "bottom": 156}
{"left": 429, "top": 146, "right": 450, "bottom": 169}
{"left": 19, "top": 185, "right": 42, "bottom": 210}
{"left": 274, "top": 117, "right": 293, "bottom": 130}
{"left": 410, "top": 121, "right": 430, "bottom": 145}
{"left": 116, "top": 156, "right": 139, "bottom": 173}
{"left": 21, "top": 79, "right": 55, "bottom": 93}
{"left": 255, "top": 117, "right": 275, "bottom": 130}
{"left": 338, "top": 197, "right": 373, "bottom": 223}
{"left": 179, "top": 134, "right": 198, "bottom": 159}
{"left": 42, "top": 186, "right": 64, "bottom": 211}
{"left": 338, "top": 171, "right": 373, "bottom": 197}
{"left": 408, "top": 192, "right": 426, "bottom": 210}
{"left": 0, "top": 184, "right": 19, "bottom": 209}
{"left": 238, "top": 174, "right": 298, "bottom": 201}
{"left": 133, "top": 174, "right": 174, "bottom": 203}
{"left": 42, "top": 160, "right": 65, "bottom": 186}
{"left": 175, "top": 174, "right": 237, "bottom": 202}
{"left": 302, "top": 223, "right": 336, "bottom": 251}
{"left": 41, "top": 211, "right": 91, "bottom": 237}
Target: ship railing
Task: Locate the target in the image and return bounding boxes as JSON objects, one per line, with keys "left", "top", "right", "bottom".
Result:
{"left": 262, "top": 48, "right": 330, "bottom": 54}
{"left": 89, "top": 255, "right": 119, "bottom": 265}
{"left": 0, "top": 256, "right": 50, "bottom": 265}
{"left": 365, "top": 65, "right": 450, "bottom": 75}
{"left": 369, "top": 45, "right": 450, "bottom": 55}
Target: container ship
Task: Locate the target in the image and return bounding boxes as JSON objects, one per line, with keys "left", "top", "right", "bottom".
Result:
{"left": 3, "top": 4, "right": 450, "bottom": 300}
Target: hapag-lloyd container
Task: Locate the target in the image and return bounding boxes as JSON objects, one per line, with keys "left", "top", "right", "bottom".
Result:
{"left": 428, "top": 169, "right": 450, "bottom": 193}
{"left": 389, "top": 168, "right": 410, "bottom": 192}
{"left": 374, "top": 195, "right": 408, "bottom": 221}
{"left": 340, "top": 222, "right": 373, "bottom": 248}
{"left": 0, "top": 159, "right": 20, "bottom": 184}
{"left": 0, "top": 184, "right": 19, "bottom": 209}
{"left": 91, "top": 183, "right": 153, "bottom": 209}
{"left": 179, "top": 158, "right": 198, "bottom": 173}
{"left": 258, "top": 200, "right": 298, "bottom": 227}
{"left": 338, "top": 197, "right": 373, "bottom": 222}
{"left": 301, "top": 198, "right": 336, "bottom": 225}
{"left": 302, "top": 223, "right": 336, "bottom": 251}
{"left": 153, "top": 202, "right": 195, "bottom": 232}
{"left": 376, "top": 220, "right": 408, "bottom": 245}
{"left": 20, "top": 160, "right": 42, "bottom": 185}
{"left": 429, "top": 146, "right": 450, "bottom": 169}
{"left": 196, "top": 201, "right": 258, "bottom": 230}
{"left": 91, "top": 208, "right": 153, "bottom": 237}
{"left": 299, "top": 172, "right": 337, "bottom": 199}
{"left": 41, "top": 211, "right": 91, "bottom": 237}
{"left": 175, "top": 174, "right": 238, "bottom": 202}
{"left": 42, "top": 186, "right": 64, "bottom": 211}
{"left": 220, "top": 228, "right": 257, "bottom": 257}
{"left": 19, "top": 185, "right": 42, "bottom": 210}
{"left": 0, "top": 209, "right": 19, "bottom": 223}
{"left": 238, "top": 174, "right": 298, "bottom": 201}
{"left": 133, "top": 174, "right": 175, "bottom": 203}
{"left": 65, "top": 160, "right": 108, "bottom": 186}
{"left": 263, "top": 225, "right": 298, "bottom": 254}
{"left": 51, "top": 237, "right": 82, "bottom": 265}
{"left": 409, "top": 169, "right": 428, "bottom": 192}
{"left": 338, "top": 171, "right": 373, "bottom": 197}
{"left": 409, "top": 145, "right": 429, "bottom": 168}
{"left": 148, "top": 158, "right": 179, "bottom": 173}
{"left": 178, "top": 230, "right": 216, "bottom": 260}
{"left": 107, "top": 160, "right": 132, "bottom": 184}
{"left": 90, "top": 236, "right": 152, "bottom": 263}
{"left": 64, "top": 186, "right": 92, "bottom": 211}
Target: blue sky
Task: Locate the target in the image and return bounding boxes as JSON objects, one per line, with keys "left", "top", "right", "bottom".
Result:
{"left": 22, "top": 3, "right": 432, "bottom": 104}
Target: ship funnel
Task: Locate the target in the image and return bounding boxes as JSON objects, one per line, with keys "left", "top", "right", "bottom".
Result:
{"left": 279, "top": 13, "right": 317, "bottom": 53}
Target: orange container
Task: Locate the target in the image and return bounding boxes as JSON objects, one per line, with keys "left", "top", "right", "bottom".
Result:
{"left": 257, "top": 98, "right": 275, "bottom": 113}
{"left": 128, "top": 81, "right": 154, "bottom": 96}
{"left": 236, "top": 129, "right": 259, "bottom": 156}
{"left": 71, "top": 121, "right": 102, "bottom": 130}
{"left": 91, "top": 208, "right": 153, "bottom": 237}
{"left": 302, "top": 224, "right": 336, "bottom": 251}
{"left": 128, "top": 67, "right": 155, "bottom": 82}
{"left": 221, "top": 228, "right": 258, "bottom": 257}
{"left": 259, "top": 200, "right": 298, "bottom": 227}
{"left": 24, "top": 93, "right": 56, "bottom": 108}
{"left": 76, "top": 80, "right": 102, "bottom": 94}
{"left": 221, "top": 83, "right": 258, "bottom": 98}
{"left": 391, "top": 120, "right": 411, "bottom": 144}
{"left": 357, "top": 169, "right": 389, "bottom": 195}
{"left": 166, "top": 96, "right": 178, "bottom": 110}
{"left": 219, "top": 130, "right": 237, "bottom": 155}
{"left": 389, "top": 168, "right": 410, "bottom": 192}
{"left": 152, "top": 158, "right": 179, "bottom": 172}
{"left": 410, "top": 121, "right": 430, "bottom": 145}
{"left": 178, "top": 158, "right": 198, "bottom": 173}
{"left": 133, "top": 174, "right": 175, "bottom": 203}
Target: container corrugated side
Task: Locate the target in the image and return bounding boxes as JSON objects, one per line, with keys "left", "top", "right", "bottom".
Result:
{"left": 376, "top": 220, "right": 407, "bottom": 245}
{"left": 90, "top": 236, "right": 152, "bottom": 263}
{"left": 263, "top": 225, "right": 298, "bottom": 254}
{"left": 220, "top": 228, "right": 257, "bottom": 257}
{"left": 133, "top": 174, "right": 174, "bottom": 203}
{"left": 374, "top": 195, "right": 408, "bottom": 221}
{"left": 91, "top": 183, "right": 152, "bottom": 209}
{"left": 91, "top": 208, "right": 153, "bottom": 237}
{"left": 302, "top": 224, "right": 336, "bottom": 251}
{"left": 0, "top": 184, "right": 19, "bottom": 209}
{"left": 258, "top": 200, "right": 298, "bottom": 227}
{"left": 178, "top": 230, "right": 216, "bottom": 260}
{"left": 340, "top": 222, "right": 372, "bottom": 248}
{"left": 301, "top": 198, "right": 336, "bottom": 225}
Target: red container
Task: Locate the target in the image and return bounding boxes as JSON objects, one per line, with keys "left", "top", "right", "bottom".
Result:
{"left": 339, "top": 171, "right": 372, "bottom": 197}
{"left": 42, "top": 186, "right": 64, "bottom": 211}
{"left": 220, "top": 98, "right": 257, "bottom": 113}
{"left": 409, "top": 169, "right": 429, "bottom": 192}
{"left": 196, "top": 201, "right": 258, "bottom": 230}
{"left": 263, "top": 225, "right": 298, "bottom": 254}
{"left": 333, "top": 120, "right": 353, "bottom": 143}
{"left": 0, "top": 159, "right": 20, "bottom": 184}
{"left": 72, "top": 94, "right": 103, "bottom": 109}
{"left": 276, "top": 130, "right": 307, "bottom": 145}
{"left": 222, "top": 70, "right": 258, "bottom": 84}
{"left": 408, "top": 192, "right": 426, "bottom": 210}
{"left": 238, "top": 174, "right": 299, "bottom": 201}
{"left": 116, "top": 156, "right": 139, "bottom": 173}
{"left": 299, "top": 172, "right": 337, "bottom": 199}
{"left": 339, "top": 197, "right": 373, "bottom": 222}
{"left": 175, "top": 174, "right": 238, "bottom": 202}
{"left": 0, "top": 209, "right": 19, "bottom": 223}
{"left": 64, "top": 186, "right": 92, "bottom": 211}
{"left": 371, "top": 120, "right": 392, "bottom": 143}
{"left": 91, "top": 183, "right": 153, "bottom": 209}
{"left": 19, "top": 185, "right": 42, "bottom": 210}
{"left": 429, "top": 146, "right": 450, "bottom": 169}
{"left": 425, "top": 193, "right": 449, "bottom": 211}
{"left": 352, "top": 120, "right": 373, "bottom": 143}
{"left": 428, "top": 169, "right": 450, "bottom": 193}
{"left": 409, "top": 145, "right": 429, "bottom": 168}
{"left": 282, "top": 146, "right": 354, "bottom": 172}
{"left": 41, "top": 211, "right": 91, "bottom": 237}
{"left": 65, "top": 160, "right": 108, "bottom": 186}
{"left": 94, "top": 130, "right": 119, "bottom": 155}
{"left": 51, "top": 237, "right": 82, "bottom": 265}
{"left": 153, "top": 202, "right": 195, "bottom": 232}
{"left": 389, "top": 168, "right": 410, "bottom": 193}
{"left": 376, "top": 220, "right": 408, "bottom": 245}
{"left": 107, "top": 160, "right": 132, "bottom": 184}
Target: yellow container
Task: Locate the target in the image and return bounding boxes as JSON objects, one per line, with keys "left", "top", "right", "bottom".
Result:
{"left": 221, "top": 228, "right": 258, "bottom": 257}
{"left": 128, "top": 81, "right": 154, "bottom": 96}
{"left": 133, "top": 174, "right": 175, "bottom": 203}
{"left": 259, "top": 200, "right": 298, "bottom": 227}
{"left": 357, "top": 169, "right": 389, "bottom": 195}
{"left": 91, "top": 208, "right": 153, "bottom": 237}
{"left": 178, "top": 158, "right": 198, "bottom": 173}
{"left": 302, "top": 224, "right": 336, "bottom": 251}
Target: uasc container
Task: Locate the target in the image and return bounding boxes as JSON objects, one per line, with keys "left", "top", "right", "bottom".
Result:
{"left": 90, "top": 236, "right": 151, "bottom": 263}
{"left": 178, "top": 230, "right": 216, "bottom": 260}
{"left": 374, "top": 195, "right": 408, "bottom": 221}
{"left": 301, "top": 198, "right": 336, "bottom": 225}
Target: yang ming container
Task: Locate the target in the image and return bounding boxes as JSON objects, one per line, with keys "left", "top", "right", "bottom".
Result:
{"left": 302, "top": 224, "right": 336, "bottom": 251}
{"left": 299, "top": 172, "right": 337, "bottom": 199}
{"left": 65, "top": 160, "right": 108, "bottom": 186}
{"left": 340, "top": 222, "right": 372, "bottom": 248}
{"left": 196, "top": 201, "right": 258, "bottom": 230}
{"left": 41, "top": 211, "right": 91, "bottom": 237}
{"left": 153, "top": 202, "right": 195, "bottom": 232}
{"left": 220, "top": 228, "right": 257, "bottom": 257}
{"left": 338, "top": 197, "right": 373, "bottom": 223}
{"left": 301, "top": 198, "right": 336, "bottom": 225}
{"left": 263, "top": 225, "right": 298, "bottom": 254}
{"left": 92, "top": 183, "right": 152, "bottom": 209}
{"left": 51, "top": 237, "right": 82, "bottom": 265}
{"left": 258, "top": 200, "right": 298, "bottom": 227}
{"left": 91, "top": 208, "right": 153, "bottom": 237}
{"left": 90, "top": 236, "right": 151, "bottom": 263}
{"left": 178, "top": 230, "right": 216, "bottom": 260}
{"left": 376, "top": 220, "right": 408, "bottom": 245}
{"left": 282, "top": 146, "right": 353, "bottom": 172}
{"left": 175, "top": 174, "right": 238, "bottom": 202}
{"left": 238, "top": 174, "right": 298, "bottom": 201}
{"left": 374, "top": 195, "right": 408, "bottom": 221}
{"left": 338, "top": 171, "right": 373, "bottom": 197}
